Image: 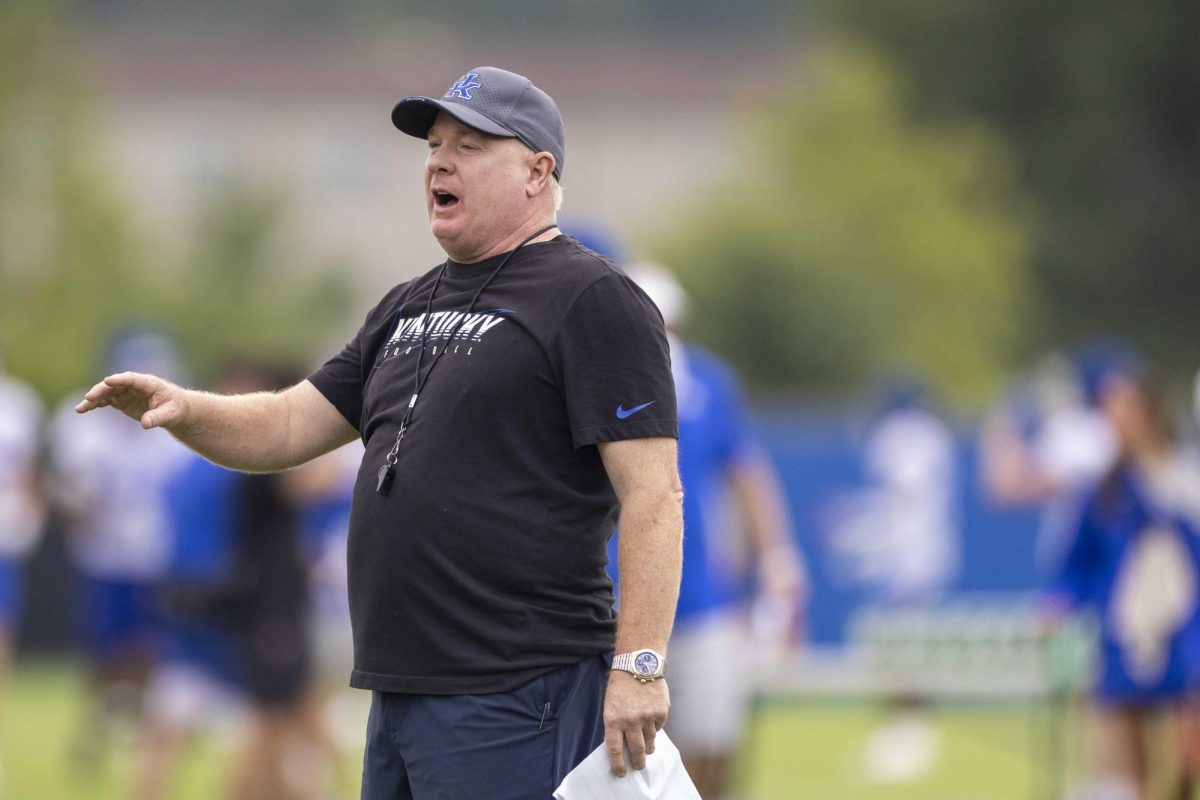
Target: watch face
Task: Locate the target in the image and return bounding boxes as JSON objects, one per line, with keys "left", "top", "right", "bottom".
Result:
{"left": 634, "top": 651, "right": 660, "bottom": 675}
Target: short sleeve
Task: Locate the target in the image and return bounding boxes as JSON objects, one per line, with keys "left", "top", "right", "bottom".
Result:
{"left": 307, "top": 282, "right": 415, "bottom": 435}
{"left": 308, "top": 332, "right": 368, "bottom": 434}
{"left": 553, "top": 274, "right": 677, "bottom": 448}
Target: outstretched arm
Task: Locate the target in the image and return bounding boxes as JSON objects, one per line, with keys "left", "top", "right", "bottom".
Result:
{"left": 598, "top": 436, "right": 683, "bottom": 777}
{"left": 978, "top": 412, "right": 1057, "bottom": 504}
{"left": 75, "top": 372, "right": 357, "bottom": 472}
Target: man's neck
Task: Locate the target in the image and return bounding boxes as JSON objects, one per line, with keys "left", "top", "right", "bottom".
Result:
{"left": 446, "top": 217, "right": 559, "bottom": 264}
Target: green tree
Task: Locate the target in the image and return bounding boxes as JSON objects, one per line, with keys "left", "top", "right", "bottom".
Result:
{"left": 816, "top": 0, "right": 1200, "bottom": 375}
{"left": 657, "top": 44, "right": 1034, "bottom": 407}
{"left": 0, "top": 0, "right": 151, "bottom": 401}
{"left": 157, "top": 179, "right": 356, "bottom": 383}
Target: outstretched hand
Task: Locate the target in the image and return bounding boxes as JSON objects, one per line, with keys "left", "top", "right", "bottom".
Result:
{"left": 604, "top": 671, "right": 670, "bottom": 777}
{"left": 74, "top": 371, "right": 188, "bottom": 431}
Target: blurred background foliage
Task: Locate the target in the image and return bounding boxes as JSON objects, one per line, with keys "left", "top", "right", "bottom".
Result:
{"left": 658, "top": 43, "right": 1033, "bottom": 407}
{"left": 0, "top": 1, "right": 354, "bottom": 402}
{"left": 0, "top": 0, "right": 1196, "bottom": 409}
{"left": 68, "top": 0, "right": 797, "bottom": 37}
{"left": 813, "top": 0, "right": 1200, "bottom": 383}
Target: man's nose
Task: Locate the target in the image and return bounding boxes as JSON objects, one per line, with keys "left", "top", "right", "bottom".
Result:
{"left": 427, "top": 148, "right": 453, "bottom": 174}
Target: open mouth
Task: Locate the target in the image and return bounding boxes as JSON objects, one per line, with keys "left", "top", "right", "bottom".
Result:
{"left": 432, "top": 190, "right": 460, "bottom": 209}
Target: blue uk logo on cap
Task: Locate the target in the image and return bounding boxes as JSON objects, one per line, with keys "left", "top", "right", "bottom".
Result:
{"left": 444, "top": 73, "right": 482, "bottom": 101}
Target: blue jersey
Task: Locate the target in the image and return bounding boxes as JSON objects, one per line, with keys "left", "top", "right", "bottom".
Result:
{"left": 159, "top": 454, "right": 242, "bottom": 682}
{"left": 1053, "top": 456, "right": 1200, "bottom": 702}
{"left": 0, "top": 374, "right": 44, "bottom": 624}
{"left": 610, "top": 342, "right": 757, "bottom": 622}
{"left": 167, "top": 456, "right": 239, "bottom": 582}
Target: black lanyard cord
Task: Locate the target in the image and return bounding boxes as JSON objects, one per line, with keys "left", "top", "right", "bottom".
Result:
{"left": 375, "top": 224, "right": 557, "bottom": 495}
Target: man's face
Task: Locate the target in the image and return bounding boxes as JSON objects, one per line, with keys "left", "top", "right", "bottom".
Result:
{"left": 424, "top": 112, "right": 533, "bottom": 262}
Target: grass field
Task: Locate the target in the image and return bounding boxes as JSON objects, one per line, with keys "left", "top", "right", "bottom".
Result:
{"left": 0, "top": 659, "right": 1086, "bottom": 799}
{"left": 0, "top": 659, "right": 368, "bottom": 800}
{"left": 739, "top": 699, "right": 1076, "bottom": 800}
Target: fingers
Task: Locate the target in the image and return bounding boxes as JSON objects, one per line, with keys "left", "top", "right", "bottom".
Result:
{"left": 603, "top": 714, "right": 666, "bottom": 775}
{"left": 76, "top": 372, "right": 151, "bottom": 413}
{"left": 604, "top": 674, "right": 671, "bottom": 776}
{"left": 605, "top": 726, "right": 628, "bottom": 777}
{"left": 624, "top": 726, "right": 647, "bottom": 771}
{"left": 605, "top": 725, "right": 648, "bottom": 775}
{"left": 74, "top": 372, "right": 183, "bottom": 430}
{"left": 104, "top": 371, "right": 162, "bottom": 398}
{"left": 75, "top": 380, "right": 118, "bottom": 413}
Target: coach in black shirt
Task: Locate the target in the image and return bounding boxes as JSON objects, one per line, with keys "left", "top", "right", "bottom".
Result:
{"left": 76, "top": 66, "right": 683, "bottom": 799}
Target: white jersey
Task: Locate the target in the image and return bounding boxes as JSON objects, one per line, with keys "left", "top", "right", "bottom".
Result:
{"left": 826, "top": 407, "right": 960, "bottom": 602}
{"left": 862, "top": 407, "right": 960, "bottom": 601}
{"left": 0, "top": 375, "right": 46, "bottom": 557}
{"left": 48, "top": 396, "right": 190, "bottom": 581}
{"left": 1139, "top": 447, "right": 1200, "bottom": 527}
{"left": 1033, "top": 405, "right": 1118, "bottom": 574}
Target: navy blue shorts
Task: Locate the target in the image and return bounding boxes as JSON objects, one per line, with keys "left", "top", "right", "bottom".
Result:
{"left": 360, "top": 653, "right": 610, "bottom": 800}
{"left": 78, "top": 576, "right": 161, "bottom": 664}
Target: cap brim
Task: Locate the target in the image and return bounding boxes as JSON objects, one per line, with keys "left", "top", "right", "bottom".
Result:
{"left": 391, "top": 97, "right": 516, "bottom": 140}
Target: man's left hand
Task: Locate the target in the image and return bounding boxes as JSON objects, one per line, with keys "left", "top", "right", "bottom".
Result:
{"left": 603, "top": 670, "right": 670, "bottom": 777}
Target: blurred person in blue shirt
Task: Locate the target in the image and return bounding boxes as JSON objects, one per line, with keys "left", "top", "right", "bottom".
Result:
{"left": 0, "top": 351, "right": 45, "bottom": 640}
{"left": 980, "top": 348, "right": 1123, "bottom": 578}
{"left": 135, "top": 447, "right": 248, "bottom": 800}
{"left": 47, "top": 326, "right": 190, "bottom": 766}
{"left": 1044, "top": 361, "right": 1200, "bottom": 800}
{"left": 0, "top": 349, "right": 46, "bottom": 741}
{"left": 135, "top": 359, "right": 317, "bottom": 800}
{"left": 618, "top": 262, "right": 807, "bottom": 800}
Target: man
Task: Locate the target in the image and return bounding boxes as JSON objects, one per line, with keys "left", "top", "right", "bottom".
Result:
{"left": 50, "top": 326, "right": 191, "bottom": 767}
{"left": 0, "top": 349, "right": 45, "bottom": 694}
{"left": 621, "top": 263, "right": 806, "bottom": 799}
{"left": 828, "top": 379, "right": 959, "bottom": 784}
{"left": 135, "top": 360, "right": 317, "bottom": 800}
{"left": 830, "top": 379, "right": 959, "bottom": 605}
{"left": 76, "top": 66, "right": 683, "bottom": 799}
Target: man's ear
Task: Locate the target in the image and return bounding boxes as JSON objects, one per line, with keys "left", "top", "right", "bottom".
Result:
{"left": 526, "top": 151, "right": 555, "bottom": 198}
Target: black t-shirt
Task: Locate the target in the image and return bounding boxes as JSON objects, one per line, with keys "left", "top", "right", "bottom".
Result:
{"left": 309, "top": 235, "right": 677, "bottom": 695}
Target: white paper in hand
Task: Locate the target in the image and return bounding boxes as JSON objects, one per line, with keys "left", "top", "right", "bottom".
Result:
{"left": 553, "top": 730, "right": 701, "bottom": 800}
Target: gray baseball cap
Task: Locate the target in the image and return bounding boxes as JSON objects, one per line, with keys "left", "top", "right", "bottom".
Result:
{"left": 392, "top": 67, "right": 565, "bottom": 180}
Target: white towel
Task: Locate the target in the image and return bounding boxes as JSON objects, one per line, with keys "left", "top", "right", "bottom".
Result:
{"left": 553, "top": 731, "right": 701, "bottom": 800}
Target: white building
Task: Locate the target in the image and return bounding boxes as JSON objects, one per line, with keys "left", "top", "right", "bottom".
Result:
{"left": 87, "top": 31, "right": 789, "bottom": 300}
